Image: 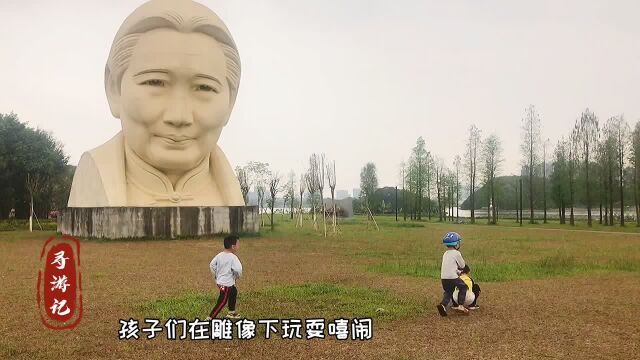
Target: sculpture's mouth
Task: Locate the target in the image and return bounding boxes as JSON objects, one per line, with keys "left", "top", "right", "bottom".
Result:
{"left": 157, "top": 135, "right": 195, "bottom": 146}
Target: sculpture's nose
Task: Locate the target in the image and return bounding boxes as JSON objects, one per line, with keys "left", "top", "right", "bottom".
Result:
{"left": 163, "top": 94, "right": 193, "bottom": 128}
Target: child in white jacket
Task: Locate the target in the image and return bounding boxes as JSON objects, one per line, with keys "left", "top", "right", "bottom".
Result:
{"left": 207, "top": 234, "right": 243, "bottom": 319}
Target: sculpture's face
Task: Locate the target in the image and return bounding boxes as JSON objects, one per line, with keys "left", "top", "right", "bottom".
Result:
{"left": 118, "top": 28, "right": 231, "bottom": 173}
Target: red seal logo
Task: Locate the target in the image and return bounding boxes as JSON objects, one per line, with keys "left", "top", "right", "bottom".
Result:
{"left": 37, "top": 235, "right": 83, "bottom": 330}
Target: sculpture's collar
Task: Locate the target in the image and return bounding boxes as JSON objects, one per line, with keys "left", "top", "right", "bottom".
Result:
{"left": 124, "top": 143, "right": 211, "bottom": 205}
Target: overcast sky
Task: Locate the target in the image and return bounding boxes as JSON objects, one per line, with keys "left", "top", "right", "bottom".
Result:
{"left": 2, "top": 0, "right": 639, "bottom": 193}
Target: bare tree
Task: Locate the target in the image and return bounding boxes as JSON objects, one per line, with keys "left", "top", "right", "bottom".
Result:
{"left": 599, "top": 126, "right": 615, "bottom": 226}
{"left": 576, "top": 108, "right": 599, "bottom": 226}
{"left": 400, "top": 161, "right": 407, "bottom": 221}
{"left": 411, "top": 137, "right": 428, "bottom": 219}
{"left": 521, "top": 105, "right": 542, "bottom": 224}
{"left": 297, "top": 174, "right": 306, "bottom": 228}
{"left": 615, "top": 116, "right": 629, "bottom": 226}
{"left": 551, "top": 138, "right": 569, "bottom": 224}
{"left": 327, "top": 160, "right": 337, "bottom": 235}
{"left": 267, "top": 172, "right": 281, "bottom": 231}
{"left": 235, "top": 166, "right": 250, "bottom": 204}
{"left": 569, "top": 128, "right": 579, "bottom": 226}
{"left": 284, "top": 171, "right": 296, "bottom": 220}
{"left": 406, "top": 164, "right": 416, "bottom": 220}
{"left": 425, "top": 153, "right": 433, "bottom": 220}
{"left": 542, "top": 138, "right": 549, "bottom": 223}
{"left": 596, "top": 138, "right": 607, "bottom": 224}
{"left": 360, "top": 162, "right": 379, "bottom": 229}
{"left": 465, "top": 125, "right": 481, "bottom": 223}
{"left": 604, "top": 115, "right": 630, "bottom": 226}
{"left": 631, "top": 122, "right": 640, "bottom": 226}
{"left": 433, "top": 157, "right": 445, "bottom": 221}
{"left": 454, "top": 155, "right": 461, "bottom": 222}
{"left": 447, "top": 170, "right": 455, "bottom": 222}
{"left": 482, "top": 134, "right": 503, "bottom": 224}
{"left": 256, "top": 182, "right": 267, "bottom": 226}
{"left": 306, "top": 155, "right": 320, "bottom": 231}
{"left": 317, "top": 154, "right": 327, "bottom": 237}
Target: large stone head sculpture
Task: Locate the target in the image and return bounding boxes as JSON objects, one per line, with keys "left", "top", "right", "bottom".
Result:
{"left": 67, "top": 0, "right": 245, "bottom": 207}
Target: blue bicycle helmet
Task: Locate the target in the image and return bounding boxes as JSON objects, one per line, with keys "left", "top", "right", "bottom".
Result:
{"left": 442, "top": 232, "right": 462, "bottom": 247}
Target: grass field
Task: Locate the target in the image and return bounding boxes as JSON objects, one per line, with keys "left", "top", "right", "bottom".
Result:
{"left": 1, "top": 215, "right": 639, "bottom": 359}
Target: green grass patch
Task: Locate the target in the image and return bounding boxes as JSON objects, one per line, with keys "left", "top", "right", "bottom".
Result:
{"left": 391, "top": 222, "right": 425, "bottom": 228}
{"left": 0, "top": 219, "right": 57, "bottom": 231}
{"left": 140, "top": 283, "right": 420, "bottom": 321}
{"left": 368, "top": 253, "right": 640, "bottom": 282}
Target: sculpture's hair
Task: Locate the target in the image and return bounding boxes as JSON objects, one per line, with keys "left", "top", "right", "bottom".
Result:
{"left": 105, "top": 0, "right": 240, "bottom": 107}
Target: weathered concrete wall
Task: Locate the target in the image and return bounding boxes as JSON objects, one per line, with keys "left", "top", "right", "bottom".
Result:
{"left": 57, "top": 206, "right": 259, "bottom": 239}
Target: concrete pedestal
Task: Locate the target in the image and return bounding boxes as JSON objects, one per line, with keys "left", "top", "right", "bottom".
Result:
{"left": 57, "top": 206, "right": 259, "bottom": 239}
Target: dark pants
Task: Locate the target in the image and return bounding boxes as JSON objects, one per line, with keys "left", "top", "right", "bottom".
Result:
{"left": 209, "top": 285, "right": 237, "bottom": 318}
{"left": 440, "top": 278, "right": 467, "bottom": 307}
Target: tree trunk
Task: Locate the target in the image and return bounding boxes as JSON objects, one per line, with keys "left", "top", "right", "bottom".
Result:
{"left": 599, "top": 175, "right": 603, "bottom": 225}
{"left": 270, "top": 204, "right": 275, "bottom": 231}
{"left": 635, "top": 165, "right": 639, "bottom": 227}
{"left": 322, "top": 198, "right": 327, "bottom": 237}
{"left": 470, "top": 181, "right": 475, "bottom": 224}
{"left": 619, "top": 150, "right": 625, "bottom": 226}
{"left": 402, "top": 170, "right": 407, "bottom": 222}
{"left": 331, "top": 189, "right": 337, "bottom": 234}
{"left": 529, "top": 176, "right": 534, "bottom": 223}
{"left": 558, "top": 203, "right": 563, "bottom": 224}
{"left": 417, "top": 162, "right": 422, "bottom": 220}
{"left": 519, "top": 178, "right": 523, "bottom": 226}
{"left": 450, "top": 187, "right": 454, "bottom": 222}
{"left": 299, "top": 200, "right": 304, "bottom": 228}
{"left": 586, "top": 151, "right": 592, "bottom": 226}
{"left": 609, "top": 162, "right": 614, "bottom": 226}
{"left": 437, "top": 180, "right": 442, "bottom": 222}
{"left": 599, "top": 201, "right": 603, "bottom": 225}
{"left": 569, "top": 177, "right": 575, "bottom": 226}
{"left": 515, "top": 182, "right": 519, "bottom": 223}
{"left": 492, "top": 178, "right": 497, "bottom": 224}
{"left": 427, "top": 177, "right": 431, "bottom": 221}
{"left": 456, "top": 181, "right": 459, "bottom": 222}
{"left": 29, "top": 195, "right": 33, "bottom": 232}
{"left": 543, "top": 162, "right": 547, "bottom": 223}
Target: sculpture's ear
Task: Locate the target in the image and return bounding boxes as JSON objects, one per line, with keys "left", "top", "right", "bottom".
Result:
{"left": 105, "top": 67, "right": 121, "bottom": 119}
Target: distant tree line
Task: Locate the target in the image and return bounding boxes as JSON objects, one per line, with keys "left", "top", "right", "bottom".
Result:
{"left": 358, "top": 105, "right": 640, "bottom": 227}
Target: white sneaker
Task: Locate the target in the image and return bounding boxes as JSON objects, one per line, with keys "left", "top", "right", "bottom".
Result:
{"left": 225, "top": 312, "right": 241, "bottom": 319}
{"left": 452, "top": 305, "right": 469, "bottom": 315}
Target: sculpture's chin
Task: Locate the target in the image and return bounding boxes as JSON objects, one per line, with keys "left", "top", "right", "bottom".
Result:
{"left": 150, "top": 154, "right": 205, "bottom": 173}
{"left": 139, "top": 137, "right": 208, "bottom": 171}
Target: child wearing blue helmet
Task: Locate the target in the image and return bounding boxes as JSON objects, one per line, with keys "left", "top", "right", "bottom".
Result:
{"left": 436, "top": 232, "right": 470, "bottom": 316}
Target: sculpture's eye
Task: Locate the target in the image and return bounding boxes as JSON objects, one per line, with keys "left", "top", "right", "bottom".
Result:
{"left": 141, "top": 79, "right": 165, "bottom": 87}
{"left": 196, "top": 84, "right": 219, "bottom": 93}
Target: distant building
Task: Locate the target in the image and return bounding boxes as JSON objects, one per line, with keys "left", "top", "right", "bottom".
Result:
{"left": 336, "top": 190, "right": 349, "bottom": 200}
{"left": 352, "top": 188, "right": 361, "bottom": 198}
